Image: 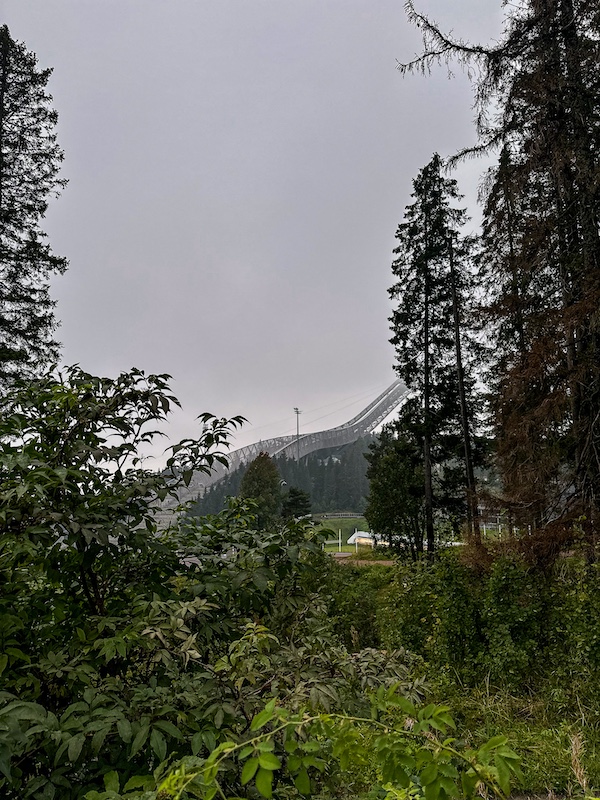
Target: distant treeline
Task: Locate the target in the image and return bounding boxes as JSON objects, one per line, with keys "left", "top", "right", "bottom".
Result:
{"left": 189, "top": 437, "right": 374, "bottom": 516}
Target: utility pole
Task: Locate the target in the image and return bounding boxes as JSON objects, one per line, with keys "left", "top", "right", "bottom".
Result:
{"left": 293, "top": 407, "right": 302, "bottom": 461}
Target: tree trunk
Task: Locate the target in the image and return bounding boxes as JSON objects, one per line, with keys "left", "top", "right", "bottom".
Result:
{"left": 449, "top": 237, "right": 481, "bottom": 545}
{"left": 0, "top": 29, "right": 8, "bottom": 216}
{"left": 423, "top": 246, "right": 435, "bottom": 558}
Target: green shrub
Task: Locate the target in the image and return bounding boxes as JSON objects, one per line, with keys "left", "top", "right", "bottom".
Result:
{"left": 373, "top": 552, "right": 550, "bottom": 687}
{"left": 327, "top": 564, "right": 396, "bottom": 650}
{"left": 0, "top": 368, "right": 428, "bottom": 799}
{"left": 376, "top": 561, "right": 440, "bottom": 657}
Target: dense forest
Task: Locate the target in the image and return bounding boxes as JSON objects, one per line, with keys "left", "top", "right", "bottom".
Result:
{"left": 190, "top": 439, "right": 373, "bottom": 517}
{"left": 1, "top": 1, "right": 600, "bottom": 798}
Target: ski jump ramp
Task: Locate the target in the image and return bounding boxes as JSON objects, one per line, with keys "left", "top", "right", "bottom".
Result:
{"left": 160, "top": 379, "right": 409, "bottom": 514}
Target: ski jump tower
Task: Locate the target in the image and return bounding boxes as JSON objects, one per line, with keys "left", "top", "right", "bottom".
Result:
{"left": 160, "top": 379, "right": 409, "bottom": 515}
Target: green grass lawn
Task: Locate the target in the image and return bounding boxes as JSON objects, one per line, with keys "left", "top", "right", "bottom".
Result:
{"left": 314, "top": 516, "right": 368, "bottom": 545}
{"left": 323, "top": 544, "right": 365, "bottom": 554}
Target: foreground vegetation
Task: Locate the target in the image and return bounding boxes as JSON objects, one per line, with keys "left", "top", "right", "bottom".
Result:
{"left": 328, "top": 554, "right": 600, "bottom": 795}
{"left": 2, "top": 367, "right": 598, "bottom": 798}
{"left": 0, "top": 369, "right": 524, "bottom": 800}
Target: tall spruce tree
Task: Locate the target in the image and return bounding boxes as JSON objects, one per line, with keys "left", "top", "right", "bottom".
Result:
{"left": 389, "top": 154, "right": 479, "bottom": 552}
{"left": 281, "top": 486, "right": 311, "bottom": 520}
{"left": 365, "top": 413, "right": 425, "bottom": 558}
{"left": 399, "top": 0, "right": 600, "bottom": 535}
{"left": 0, "top": 26, "right": 67, "bottom": 388}
{"left": 239, "top": 452, "right": 282, "bottom": 529}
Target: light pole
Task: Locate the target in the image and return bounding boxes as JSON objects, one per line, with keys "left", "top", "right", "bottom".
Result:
{"left": 293, "top": 407, "right": 302, "bottom": 461}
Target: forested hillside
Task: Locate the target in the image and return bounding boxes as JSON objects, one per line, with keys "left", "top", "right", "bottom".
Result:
{"left": 190, "top": 437, "right": 373, "bottom": 517}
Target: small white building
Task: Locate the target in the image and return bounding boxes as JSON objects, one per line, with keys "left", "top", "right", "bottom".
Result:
{"left": 347, "top": 531, "right": 375, "bottom": 546}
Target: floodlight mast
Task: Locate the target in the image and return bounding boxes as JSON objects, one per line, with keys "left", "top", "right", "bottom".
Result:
{"left": 293, "top": 407, "right": 302, "bottom": 461}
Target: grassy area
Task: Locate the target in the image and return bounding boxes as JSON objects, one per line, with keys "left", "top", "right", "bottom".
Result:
{"left": 314, "top": 516, "right": 368, "bottom": 544}
{"left": 323, "top": 544, "right": 376, "bottom": 555}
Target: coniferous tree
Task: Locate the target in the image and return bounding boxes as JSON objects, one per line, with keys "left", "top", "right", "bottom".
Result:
{"left": 191, "top": 439, "right": 373, "bottom": 517}
{"left": 239, "top": 452, "right": 282, "bottom": 529}
{"left": 480, "top": 147, "right": 568, "bottom": 526}
{"left": 281, "top": 487, "right": 311, "bottom": 520}
{"left": 365, "top": 414, "right": 425, "bottom": 558}
{"left": 389, "top": 154, "right": 479, "bottom": 552}
{"left": 0, "top": 26, "right": 68, "bottom": 387}
{"left": 399, "top": 0, "right": 600, "bottom": 534}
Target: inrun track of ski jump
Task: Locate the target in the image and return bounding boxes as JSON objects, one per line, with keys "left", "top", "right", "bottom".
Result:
{"left": 159, "top": 379, "right": 409, "bottom": 517}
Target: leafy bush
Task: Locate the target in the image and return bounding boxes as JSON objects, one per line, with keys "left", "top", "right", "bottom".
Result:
{"left": 326, "top": 564, "right": 397, "bottom": 650}
{"left": 373, "top": 551, "right": 551, "bottom": 687}
{"left": 0, "top": 368, "right": 435, "bottom": 799}
{"left": 146, "top": 694, "right": 521, "bottom": 800}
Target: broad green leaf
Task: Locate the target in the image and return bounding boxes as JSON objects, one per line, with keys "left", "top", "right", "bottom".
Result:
{"left": 153, "top": 720, "right": 183, "bottom": 740}
{"left": 300, "top": 741, "right": 321, "bottom": 753}
{"left": 461, "top": 770, "right": 478, "bottom": 799}
{"left": 0, "top": 745, "right": 11, "bottom": 779}
{"left": 130, "top": 724, "right": 149, "bottom": 757}
{"left": 4, "top": 647, "right": 31, "bottom": 663}
{"left": 287, "top": 754, "right": 302, "bottom": 772}
{"left": 425, "top": 779, "right": 442, "bottom": 800}
{"left": 396, "top": 754, "right": 415, "bottom": 770}
{"left": 395, "top": 767, "right": 410, "bottom": 789}
{"left": 241, "top": 757, "right": 259, "bottom": 785}
{"left": 258, "top": 752, "right": 281, "bottom": 770}
{"left": 255, "top": 766, "right": 273, "bottom": 799}
{"left": 494, "top": 755, "right": 511, "bottom": 795}
{"left": 202, "top": 730, "right": 216, "bottom": 752}
{"left": 150, "top": 728, "right": 167, "bottom": 762}
{"left": 117, "top": 718, "right": 132, "bottom": 743}
{"left": 68, "top": 733, "right": 85, "bottom": 763}
{"left": 496, "top": 745, "right": 520, "bottom": 761}
{"left": 395, "top": 697, "right": 416, "bottom": 715}
{"left": 416, "top": 747, "right": 433, "bottom": 764}
{"left": 420, "top": 763, "right": 438, "bottom": 785}
{"left": 300, "top": 755, "right": 325, "bottom": 771}
{"left": 0, "top": 655, "right": 8, "bottom": 676}
{"left": 191, "top": 731, "right": 204, "bottom": 756}
{"left": 250, "top": 708, "right": 274, "bottom": 732}
{"left": 91, "top": 726, "right": 111, "bottom": 755}
{"left": 438, "top": 712, "right": 456, "bottom": 729}
{"left": 439, "top": 776, "right": 460, "bottom": 797}
{"left": 123, "top": 775, "right": 155, "bottom": 791}
{"left": 103, "top": 771, "right": 119, "bottom": 792}
{"left": 481, "top": 735, "right": 508, "bottom": 752}
{"left": 257, "top": 739, "right": 275, "bottom": 752}
{"left": 294, "top": 767, "right": 311, "bottom": 795}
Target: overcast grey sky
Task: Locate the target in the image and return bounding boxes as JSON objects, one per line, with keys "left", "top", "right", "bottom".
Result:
{"left": 3, "top": 0, "right": 503, "bottom": 459}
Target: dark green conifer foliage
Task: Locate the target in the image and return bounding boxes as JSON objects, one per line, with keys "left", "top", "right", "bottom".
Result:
{"left": 281, "top": 486, "right": 311, "bottom": 520}
{"left": 0, "top": 26, "right": 68, "bottom": 388}
{"left": 365, "top": 412, "right": 425, "bottom": 558}
{"left": 400, "top": 0, "right": 600, "bottom": 538}
{"left": 389, "top": 154, "right": 478, "bottom": 552}
{"left": 479, "top": 4, "right": 600, "bottom": 528}
{"left": 190, "top": 438, "right": 373, "bottom": 517}
{"left": 239, "top": 451, "right": 282, "bottom": 529}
